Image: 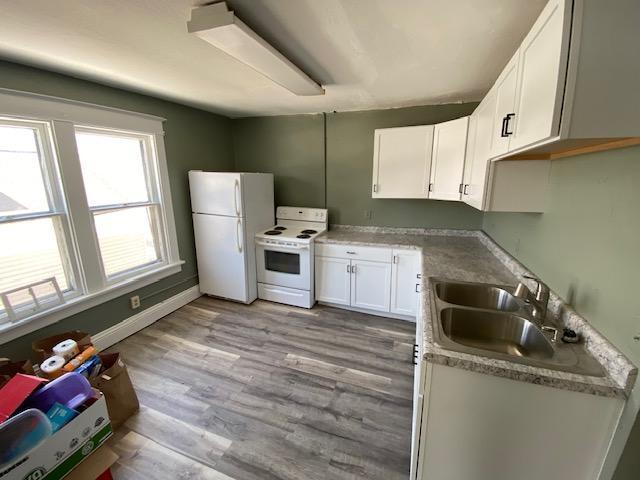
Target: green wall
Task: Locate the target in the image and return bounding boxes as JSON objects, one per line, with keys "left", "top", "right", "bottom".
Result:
{"left": 233, "top": 104, "right": 483, "bottom": 229}
{"left": 0, "top": 60, "right": 234, "bottom": 359}
{"left": 233, "top": 114, "right": 325, "bottom": 207}
{"left": 482, "top": 146, "right": 640, "bottom": 480}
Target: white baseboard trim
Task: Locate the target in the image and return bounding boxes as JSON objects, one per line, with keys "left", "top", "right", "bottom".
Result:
{"left": 93, "top": 285, "right": 201, "bottom": 351}
{"left": 317, "top": 301, "right": 416, "bottom": 323}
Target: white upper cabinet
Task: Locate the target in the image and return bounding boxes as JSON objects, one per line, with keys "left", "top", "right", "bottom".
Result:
{"left": 462, "top": 89, "right": 497, "bottom": 210}
{"left": 372, "top": 125, "right": 434, "bottom": 199}
{"left": 509, "top": 0, "right": 571, "bottom": 151}
{"left": 369, "top": 0, "right": 640, "bottom": 210}
{"left": 429, "top": 117, "right": 469, "bottom": 201}
{"left": 489, "top": 51, "right": 519, "bottom": 158}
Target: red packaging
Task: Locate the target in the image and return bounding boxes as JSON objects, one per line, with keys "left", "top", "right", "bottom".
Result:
{"left": 0, "top": 373, "right": 48, "bottom": 422}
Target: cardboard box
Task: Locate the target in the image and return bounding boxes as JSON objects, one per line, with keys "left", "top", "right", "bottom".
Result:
{"left": 1, "top": 389, "right": 113, "bottom": 480}
{"left": 32, "top": 331, "right": 92, "bottom": 362}
{"left": 0, "top": 359, "right": 35, "bottom": 389}
{"left": 64, "top": 445, "right": 118, "bottom": 480}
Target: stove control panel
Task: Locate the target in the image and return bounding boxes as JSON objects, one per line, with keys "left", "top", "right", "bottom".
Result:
{"left": 276, "top": 206, "right": 327, "bottom": 223}
{"left": 258, "top": 238, "right": 309, "bottom": 248}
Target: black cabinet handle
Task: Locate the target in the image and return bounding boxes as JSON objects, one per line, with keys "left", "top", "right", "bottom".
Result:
{"left": 500, "top": 116, "right": 508, "bottom": 137}
{"left": 504, "top": 113, "right": 515, "bottom": 136}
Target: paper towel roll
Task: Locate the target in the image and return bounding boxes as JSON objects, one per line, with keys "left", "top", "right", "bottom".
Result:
{"left": 40, "top": 355, "right": 66, "bottom": 379}
{"left": 53, "top": 339, "right": 79, "bottom": 361}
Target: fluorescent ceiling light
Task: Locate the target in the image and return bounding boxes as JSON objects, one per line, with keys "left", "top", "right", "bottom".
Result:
{"left": 187, "top": 2, "right": 324, "bottom": 96}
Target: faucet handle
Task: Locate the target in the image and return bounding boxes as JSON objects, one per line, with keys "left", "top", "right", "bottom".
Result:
{"left": 522, "top": 275, "right": 549, "bottom": 300}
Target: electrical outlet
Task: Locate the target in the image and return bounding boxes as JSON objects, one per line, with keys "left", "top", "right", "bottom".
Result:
{"left": 130, "top": 295, "right": 141, "bottom": 309}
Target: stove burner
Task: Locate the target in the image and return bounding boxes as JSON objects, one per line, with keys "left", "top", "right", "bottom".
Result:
{"left": 274, "top": 226, "right": 287, "bottom": 230}
{"left": 264, "top": 230, "right": 282, "bottom": 235}
{"left": 296, "top": 234, "right": 311, "bottom": 239}
{"left": 301, "top": 229, "right": 317, "bottom": 234}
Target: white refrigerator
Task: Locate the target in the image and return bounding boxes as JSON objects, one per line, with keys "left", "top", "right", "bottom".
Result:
{"left": 189, "top": 171, "right": 274, "bottom": 303}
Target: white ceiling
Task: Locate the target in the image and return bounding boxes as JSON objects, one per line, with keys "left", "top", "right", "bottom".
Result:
{"left": 0, "top": 0, "right": 547, "bottom": 118}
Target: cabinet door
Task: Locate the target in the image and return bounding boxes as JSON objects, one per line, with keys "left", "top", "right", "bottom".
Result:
{"left": 372, "top": 126, "right": 434, "bottom": 199}
{"left": 509, "top": 0, "right": 571, "bottom": 151}
{"left": 315, "top": 256, "right": 351, "bottom": 305}
{"left": 410, "top": 360, "right": 427, "bottom": 480}
{"left": 461, "top": 112, "right": 477, "bottom": 193}
{"left": 462, "top": 89, "right": 497, "bottom": 210}
{"left": 429, "top": 117, "right": 469, "bottom": 201}
{"left": 490, "top": 51, "right": 519, "bottom": 158}
{"left": 350, "top": 260, "right": 392, "bottom": 312}
{"left": 390, "top": 249, "right": 421, "bottom": 317}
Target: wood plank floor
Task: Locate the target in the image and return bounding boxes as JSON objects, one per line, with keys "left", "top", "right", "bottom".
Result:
{"left": 106, "top": 297, "right": 416, "bottom": 480}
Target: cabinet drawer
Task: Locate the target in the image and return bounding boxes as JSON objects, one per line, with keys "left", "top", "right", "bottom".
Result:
{"left": 316, "top": 243, "right": 392, "bottom": 263}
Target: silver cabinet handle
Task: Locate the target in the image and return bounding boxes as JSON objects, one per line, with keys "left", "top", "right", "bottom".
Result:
{"left": 351, "top": 265, "right": 357, "bottom": 274}
{"left": 373, "top": 184, "right": 378, "bottom": 193}
{"left": 458, "top": 183, "right": 463, "bottom": 194}
{"left": 234, "top": 179, "right": 240, "bottom": 216}
{"left": 463, "top": 184, "right": 469, "bottom": 195}
{"left": 346, "top": 264, "right": 350, "bottom": 273}
{"left": 236, "top": 218, "right": 243, "bottom": 253}
{"left": 393, "top": 255, "right": 398, "bottom": 264}
{"left": 346, "top": 251, "right": 356, "bottom": 255}
{"left": 415, "top": 284, "right": 420, "bottom": 293}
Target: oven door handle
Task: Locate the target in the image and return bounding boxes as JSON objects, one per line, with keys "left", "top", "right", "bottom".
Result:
{"left": 255, "top": 240, "right": 309, "bottom": 250}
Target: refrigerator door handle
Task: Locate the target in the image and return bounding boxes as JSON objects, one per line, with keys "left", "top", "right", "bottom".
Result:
{"left": 236, "top": 218, "right": 243, "bottom": 253}
{"left": 234, "top": 179, "right": 241, "bottom": 216}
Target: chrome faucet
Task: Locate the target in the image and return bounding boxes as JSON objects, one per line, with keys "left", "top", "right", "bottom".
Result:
{"left": 514, "top": 275, "right": 550, "bottom": 323}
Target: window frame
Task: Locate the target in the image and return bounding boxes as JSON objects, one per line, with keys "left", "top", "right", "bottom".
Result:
{"left": 73, "top": 126, "right": 169, "bottom": 284}
{"left": 0, "top": 118, "right": 83, "bottom": 307}
{"left": 0, "top": 88, "right": 182, "bottom": 344}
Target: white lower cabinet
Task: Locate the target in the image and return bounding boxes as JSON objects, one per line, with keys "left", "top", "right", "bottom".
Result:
{"left": 414, "top": 363, "right": 624, "bottom": 480}
{"left": 350, "top": 259, "right": 392, "bottom": 312}
{"left": 315, "top": 244, "right": 420, "bottom": 318}
{"left": 315, "top": 256, "right": 351, "bottom": 306}
{"left": 391, "top": 249, "right": 421, "bottom": 316}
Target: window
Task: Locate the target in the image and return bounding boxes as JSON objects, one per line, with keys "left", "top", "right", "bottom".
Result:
{"left": 0, "top": 120, "right": 78, "bottom": 321}
{"left": 0, "top": 90, "right": 180, "bottom": 339}
{"left": 75, "top": 128, "right": 164, "bottom": 279}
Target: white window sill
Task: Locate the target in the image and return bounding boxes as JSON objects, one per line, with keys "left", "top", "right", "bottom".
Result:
{"left": 0, "top": 261, "right": 184, "bottom": 345}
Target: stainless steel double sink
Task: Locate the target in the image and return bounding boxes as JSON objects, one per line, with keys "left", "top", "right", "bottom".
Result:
{"left": 430, "top": 279, "right": 605, "bottom": 377}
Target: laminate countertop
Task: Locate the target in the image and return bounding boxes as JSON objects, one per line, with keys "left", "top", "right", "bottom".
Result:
{"left": 316, "top": 226, "right": 637, "bottom": 399}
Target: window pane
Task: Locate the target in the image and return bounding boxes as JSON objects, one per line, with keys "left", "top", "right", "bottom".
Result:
{"left": 0, "top": 125, "right": 50, "bottom": 215}
{"left": 0, "top": 218, "right": 72, "bottom": 299}
{"left": 75, "top": 130, "right": 150, "bottom": 207}
{"left": 94, "top": 206, "right": 160, "bottom": 277}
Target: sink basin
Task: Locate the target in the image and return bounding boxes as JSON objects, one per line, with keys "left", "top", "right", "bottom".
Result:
{"left": 429, "top": 278, "right": 606, "bottom": 377}
{"left": 440, "top": 308, "right": 554, "bottom": 359}
{"left": 435, "top": 282, "right": 520, "bottom": 311}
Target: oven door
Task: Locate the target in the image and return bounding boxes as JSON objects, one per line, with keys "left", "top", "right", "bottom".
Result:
{"left": 256, "top": 240, "right": 310, "bottom": 290}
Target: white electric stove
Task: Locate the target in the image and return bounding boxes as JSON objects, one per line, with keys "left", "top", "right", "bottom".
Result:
{"left": 255, "top": 206, "right": 328, "bottom": 308}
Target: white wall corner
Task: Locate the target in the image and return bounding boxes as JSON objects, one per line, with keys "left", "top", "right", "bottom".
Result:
{"left": 92, "top": 285, "right": 201, "bottom": 351}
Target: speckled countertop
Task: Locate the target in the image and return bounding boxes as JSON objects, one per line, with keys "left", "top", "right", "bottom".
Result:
{"left": 316, "top": 225, "right": 637, "bottom": 399}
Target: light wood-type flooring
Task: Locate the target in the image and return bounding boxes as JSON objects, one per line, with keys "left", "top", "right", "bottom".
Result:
{"left": 106, "top": 297, "right": 415, "bottom": 480}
